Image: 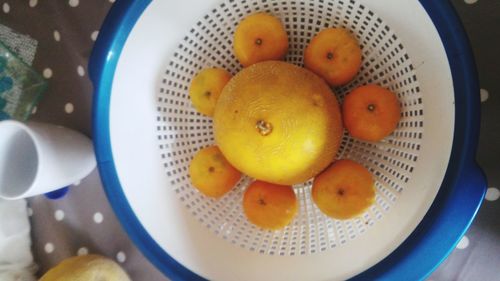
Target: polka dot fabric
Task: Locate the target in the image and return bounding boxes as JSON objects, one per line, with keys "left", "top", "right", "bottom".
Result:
{"left": 485, "top": 187, "right": 499, "bottom": 201}
{"left": 28, "top": 171, "right": 163, "bottom": 280}
{"left": 0, "top": 1, "right": 162, "bottom": 280}
{"left": 0, "top": 1, "right": 496, "bottom": 281}
{"left": 2, "top": 3, "right": 10, "bottom": 14}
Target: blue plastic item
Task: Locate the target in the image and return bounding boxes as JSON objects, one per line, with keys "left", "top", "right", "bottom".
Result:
{"left": 89, "top": 0, "right": 486, "bottom": 280}
{"left": 44, "top": 186, "right": 70, "bottom": 200}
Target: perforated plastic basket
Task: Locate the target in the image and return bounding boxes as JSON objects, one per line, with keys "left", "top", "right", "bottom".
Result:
{"left": 89, "top": 0, "right": 487, "bottom": 280}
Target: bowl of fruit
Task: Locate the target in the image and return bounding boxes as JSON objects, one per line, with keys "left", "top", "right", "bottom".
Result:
{"left": 89, "top": 0, "right": 486, "bottom": 280}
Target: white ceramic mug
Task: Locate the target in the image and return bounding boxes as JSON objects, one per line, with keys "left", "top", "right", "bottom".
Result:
{"left": 0, "top": 120, "right": 96, "bottom": 200}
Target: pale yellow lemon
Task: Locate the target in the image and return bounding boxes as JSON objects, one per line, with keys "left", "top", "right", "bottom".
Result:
{"left": 40, "top": 255, "right": 131, "bottom": 281}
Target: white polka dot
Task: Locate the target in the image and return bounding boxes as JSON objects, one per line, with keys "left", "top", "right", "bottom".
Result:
{"left": 27, "top": 207, "right": 33, "bottom": 217}
{"left": 456, "top": 235, "right": 469, "bottom": 249}
{"left": 116, "top": 251, "right": 126, "bottom": 263}
{"left": 31, "top": 106, "right": 37, "bottom": 115}
{"left": 64, "top": 103, "right": 74, "bottom": 114}
{"left": 73, "top": 180, "right": 81, "bottom": 186}
{"left": 77, "top": 247, "right": 89, "bottom": 256}
{"left": 43, "top": 68, "right": 53, "bottom": 79}
{"left": 53, "top": 30, "right": 61, "bottom": 42}
{"left": 464, "top": 0, "right": 478, "bottom": 4}
{"left": 3, "top": 3, "right": 10, "bottom": 13}
{"left": 480, "top": 88, "right": 489, "bottom": 103}
{"left": 91, "top": 30, "right": 99, "bottom": 41}
{"left": 109, "top": 0, "right": 115, "bottom": 3}
{"left": 68, "top": 0, "right": 79, "bottom": 7}
{"left": 93, "top": 212, "right": 103, "bottom": 224}
{"left": 44, "top": 243, "right": 55, "bottom": 253}
{"left": 77, "top": 65, "right": 85, "bottom": 76}
{"left": 54, "top": 210, "right": 65, "bottom": 221}
{"left": 29, "top": 0, "right": 38, "bottom": 7}
{"left": 485, "top": 187, "right": 500, "bottom": 201}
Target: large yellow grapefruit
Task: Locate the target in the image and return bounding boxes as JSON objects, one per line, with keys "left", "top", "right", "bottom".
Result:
{"left": 213, "top": 61, "right": 343, "bottom": 185}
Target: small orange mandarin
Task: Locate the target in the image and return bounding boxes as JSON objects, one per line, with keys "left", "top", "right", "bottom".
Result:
{"left": 189, "top": 68, "right": 232, "bottom": 116}
{"left": 343, "top": 84, "right": 401, "bottom": 142}
{"left": 233, "top": 13, "right": 288, "bottom": 67}
{"left": 304, "top": 28, "right": 362, "bottom": 86}
{"left": 312, "top": 159, "right": 375, "bottom": 220}
{"left": 189, "top": 145, "right": 241, "bottom": 198}
{"left": 243, "top": 181, "right": 298, "bottom": 230}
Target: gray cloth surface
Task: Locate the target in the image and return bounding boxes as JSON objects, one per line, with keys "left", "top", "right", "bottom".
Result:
{"left": 1, "top": 1, "right": 164, "bottom": 280}
{"left": 0, "top": 0, "right": 498, "bottom": 280}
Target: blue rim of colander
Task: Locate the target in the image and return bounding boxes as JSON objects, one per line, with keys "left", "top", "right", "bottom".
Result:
{"left": 89, "top": 0, "right": 487, "bottom": 280}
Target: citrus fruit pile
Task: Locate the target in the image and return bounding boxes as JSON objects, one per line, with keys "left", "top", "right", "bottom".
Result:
{"left": 187, "top": 13, "right": 401, "bottom": 230}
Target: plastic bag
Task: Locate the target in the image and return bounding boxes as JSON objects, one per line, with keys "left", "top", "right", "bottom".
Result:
{"left": 0, "top": 41, "right": 46, "bottom": 121}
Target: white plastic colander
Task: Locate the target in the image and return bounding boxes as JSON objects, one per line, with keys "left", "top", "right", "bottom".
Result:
{"left": 157, "top": 0, "right": 426, "bottom": 256}
{"left": 90, "top": 0, "right": 485, "bottom": 280}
